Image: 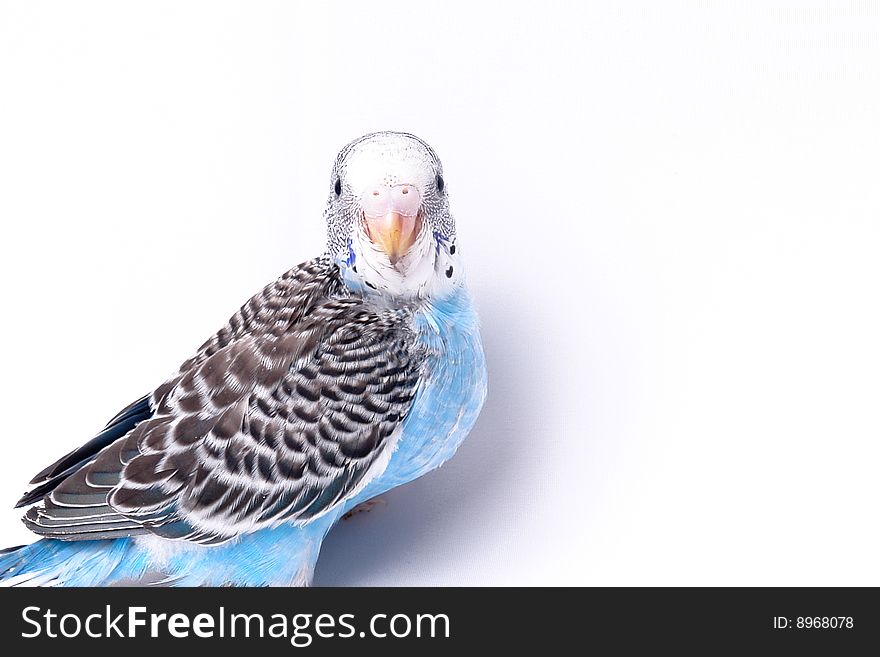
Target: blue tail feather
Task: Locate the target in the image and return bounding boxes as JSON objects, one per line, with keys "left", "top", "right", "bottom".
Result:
{"left": 0, "top": 516, "right": 335, "bottom": 587}
{"left": 0, "top": 538, "right": 139, "bottom": 586}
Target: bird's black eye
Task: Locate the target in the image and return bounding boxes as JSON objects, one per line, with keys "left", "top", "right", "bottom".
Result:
{"left": 334, "top": 178, "right": 342, "bottom": 197}
{"left": 436, "top": 174, "right": 445, "bottom": 193}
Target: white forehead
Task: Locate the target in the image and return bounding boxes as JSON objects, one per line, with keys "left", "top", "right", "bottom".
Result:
{"left": 339, "top": 133, "right": 439, "bottom": 195}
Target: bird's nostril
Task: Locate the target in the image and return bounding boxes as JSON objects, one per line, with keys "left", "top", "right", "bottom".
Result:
{"left": 361, "top": 183, "right": 420, "bottom": 219}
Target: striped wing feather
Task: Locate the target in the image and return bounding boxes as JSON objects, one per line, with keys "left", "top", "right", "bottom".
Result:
{"left": 21, "top": 258, "right": 422, "bottom": 544}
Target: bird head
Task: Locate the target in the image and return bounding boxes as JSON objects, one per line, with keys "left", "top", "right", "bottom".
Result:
{"left": 324, "top": 132, "right": 459, "bottom": 300}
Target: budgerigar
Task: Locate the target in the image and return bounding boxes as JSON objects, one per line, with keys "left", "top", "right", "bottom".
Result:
{"left": 0, "top": 131, "right": 487, "bottom": 586}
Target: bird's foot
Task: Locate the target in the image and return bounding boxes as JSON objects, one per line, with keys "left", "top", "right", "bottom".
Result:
{"left": 341, "top": 498, "right": 385, "bottom": 521}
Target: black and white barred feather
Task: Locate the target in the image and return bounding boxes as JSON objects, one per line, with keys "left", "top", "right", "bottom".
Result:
{"left": 20, "top": 257, "right": 424, "bottom": 544}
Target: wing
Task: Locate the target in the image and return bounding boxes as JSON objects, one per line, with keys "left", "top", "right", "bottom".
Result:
{"left": 16, "top": 394, "right": 153, "bottom": 508}
{"left": 21, "top": 259, "right": 423, "bottom": 544}
{"left": 17, "top": 258, "right": 339, "bottom": 510}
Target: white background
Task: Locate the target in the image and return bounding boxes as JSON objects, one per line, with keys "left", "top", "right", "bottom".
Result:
{"left": 0, "top": 2, "right": 878, "bottom": 586}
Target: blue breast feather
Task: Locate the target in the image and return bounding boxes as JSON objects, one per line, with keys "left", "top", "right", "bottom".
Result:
{"left": 349, "top": 284, "right": 487, "bottom": 503}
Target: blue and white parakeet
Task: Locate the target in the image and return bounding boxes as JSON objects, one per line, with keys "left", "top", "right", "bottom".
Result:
{"left": 0, "top": 131, "right": 487, "bottom": 586}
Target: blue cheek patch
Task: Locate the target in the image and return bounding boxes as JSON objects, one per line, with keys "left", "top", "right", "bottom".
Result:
{"left": 433, "top": 231, "right": 448, "bottom": 255}
{"left": 344, "top": 238, "right": 356, "bottom": 268}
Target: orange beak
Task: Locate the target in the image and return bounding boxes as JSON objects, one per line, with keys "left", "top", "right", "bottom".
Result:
{"left": 360, "top": 183, "right": 423, "bottom": 264}
{"left": 363, "top": 211, "right": 420, "bottom": 264}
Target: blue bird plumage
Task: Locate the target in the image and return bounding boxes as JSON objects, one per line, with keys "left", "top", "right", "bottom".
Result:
{"left": 0, "top": 132, "right": 486, "bottom": 586}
